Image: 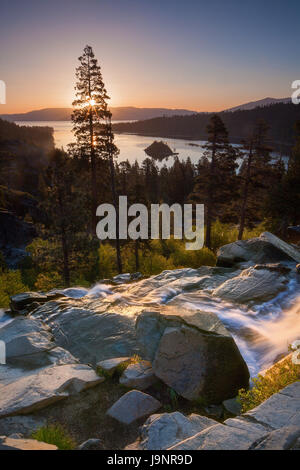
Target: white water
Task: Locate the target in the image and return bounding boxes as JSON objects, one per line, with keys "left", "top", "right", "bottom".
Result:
{"left": 58, "top": 270, "right": 300, "bottom": 378}
{"left": 0, "top": 309, "right": 12, "bottom": 328}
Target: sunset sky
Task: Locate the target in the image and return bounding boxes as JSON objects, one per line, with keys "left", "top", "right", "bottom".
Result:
{"left": 1, "top": 0, "right": 300, "bottom": 113}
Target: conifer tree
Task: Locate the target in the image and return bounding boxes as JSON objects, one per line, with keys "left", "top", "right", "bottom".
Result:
{"left": 238, "top": 120, "right": 273, "bottom": 239}
{"left": 71, "top": 45, "right": 122, "bottom": 272}
{"left": 191, "top": 115, "right": 238, "bottom": 249}
{"left": 71, "top": 45, "right": 111, "bottom": 232}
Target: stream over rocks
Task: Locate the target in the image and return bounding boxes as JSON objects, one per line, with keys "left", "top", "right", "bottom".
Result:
{"left": 1, "top": 232, "right": 300, "bottom": 407}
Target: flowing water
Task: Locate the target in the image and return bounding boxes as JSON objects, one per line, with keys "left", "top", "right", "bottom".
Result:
{"left": 55, "top": 268, "right": 300, "bottom": 378}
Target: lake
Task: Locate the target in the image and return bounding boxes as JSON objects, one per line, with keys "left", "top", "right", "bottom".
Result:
{"left": 15, "top": 121, "right": 207, "bottom": 165}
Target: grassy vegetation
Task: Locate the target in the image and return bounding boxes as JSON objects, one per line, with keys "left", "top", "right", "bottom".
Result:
{"left": 32, "top": 424, "right": 76, "bottom": 450}
{"left": 238, "top": 355, "right": 300, "bottom": 413}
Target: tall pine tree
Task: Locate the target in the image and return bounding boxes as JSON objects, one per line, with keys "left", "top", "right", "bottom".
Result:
{"left": 71, "top": 45, "right": 122, "bottom": 272}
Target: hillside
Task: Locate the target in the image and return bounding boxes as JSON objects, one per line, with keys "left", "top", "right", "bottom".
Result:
{"left": 0, "top": 106, "right": 197, "bottom": 122}
{"left": 225, "top": 97, "right": 290, "bottom": 112}
{"left": 113, "top": 102, "right": 300, "bottom": 150}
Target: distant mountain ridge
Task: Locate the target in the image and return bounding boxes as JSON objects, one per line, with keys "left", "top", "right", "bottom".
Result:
{"left": 0, "top": 107, "right": 197, "bottom": 122}
{"left": 225, "top": 97, "right": 291, "bottom": 112}
{"left": 1, "top": 98, "right": 292, "bottom": 122}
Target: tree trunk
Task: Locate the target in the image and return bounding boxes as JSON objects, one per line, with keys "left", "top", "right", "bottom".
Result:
{"left": 89, "top": 110, "right": 98, "bottom": 233}
{"left": 135, "top": 240, "right": 140, "bottom": 271}
{"left": 205, "top": 139, "right": 216, "bottom": 250}
{"left": 238, "top": 145, "right": 253, "bottom": 240}
{"left": 108, "top": 132, "right": 123, "bottom": 274}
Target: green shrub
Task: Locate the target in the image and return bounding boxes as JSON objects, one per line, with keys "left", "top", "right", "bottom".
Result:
{"left": 32, "top": 424, "right": 76, "bottom": 450}
{"left": 34, "top": 272, "right": 64, "bottom": 291}
{"left": 238, "top": 355, "right": 300, "bottom": 413}
{"left": 0, "top": 270, "right": 29, "bottom": 307}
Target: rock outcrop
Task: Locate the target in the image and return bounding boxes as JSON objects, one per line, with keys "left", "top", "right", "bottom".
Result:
{"left": 213, "top": 265, "right": 289, "bottom": 304}
{"left": 136, "top": 307, "right": 249, "bottom": 402}
{"left": 0, "top": 232, "right": 298, "bottom": 449}
{"left": 0, "top": 364, "right": 104, "bottom": 417}
{"left": 138, "top": 412, "right": 217, "bottom": 450}
{"left": 168, "top": 382, "right": 300, "bottom": 450}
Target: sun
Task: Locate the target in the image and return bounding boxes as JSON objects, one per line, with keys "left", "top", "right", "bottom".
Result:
{"left": 85, "top": 96, "right": 96, "bottom": 107}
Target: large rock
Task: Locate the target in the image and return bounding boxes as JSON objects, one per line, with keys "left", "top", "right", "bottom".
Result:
{"left": 213, "top": 265, "right": 289, "bottom": 304}
{"left": 0, "top": 436, "right": 57, "bottom": 450}
{"left": 0, "top": 364, "right": 104, "bottom": 417}
{"left": 0, "top": 317, "right": 77, "bottom": 370}
{"left": 106, "top": 390, "right": 161, "bottom": 425}
{"left": 10, "top": 292, "right": 48, "bottom": 314}
{"left": 138, "top": 412, "right": 217, "bottom": 450}
{"left": 119, "top": 360, "right": 157, "bottom": 390}
{"left": 31, "top": 301, "right": 138, "bottom": 366}
{"left": 216, "top": 232, "right": 300, "bottom": 268}
{"left": 137, "top": 307, "right": 249, "bottom": 403}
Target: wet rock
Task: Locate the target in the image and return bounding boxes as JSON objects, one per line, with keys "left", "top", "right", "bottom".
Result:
{"left": 213, "top": 266, "right": 288, "bottom": 304}
{"left": 0, "top": 436, "right": 57, "bottom": 450}
{"left": 252, "top": 263, "right": 291, "bottom": 274}
{"left": 112, "top": 273, "right": 132, "bottom": 284}
{"left": 107, "top": 390, "right": 161, "bottom": 425}
{"left": 31, "top": 302, "right": 138, "bottom": 366}
{"left": 138, "top": 412, "right": 217, "bottom": 450}
{"left": 0, "top": 364, "right": 104, "bottom": 417}
{"left": 119, "top": 360, "right": 157, "bottom": 390}
{"left": 10, "top": 292, "right": 48, "bottom": 314}
{"left": 96, "top": 357, "right": 130, "bottom": 376}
